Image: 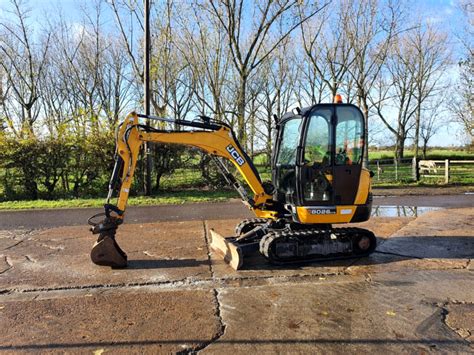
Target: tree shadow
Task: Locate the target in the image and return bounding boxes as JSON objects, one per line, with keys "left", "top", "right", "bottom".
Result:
{"left": 122, "top": 236, "right": 472, "bottom": 271}
{"left": 375, "top": 236, "right": 474, "bottom": 259}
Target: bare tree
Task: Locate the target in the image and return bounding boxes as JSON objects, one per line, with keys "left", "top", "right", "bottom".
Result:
{"left": 177, "top": 3, "right": 233, "bottom": 123}
{"left": 370, "top": 21, "right": 448, "bottom": 163}
{"left": 150, "top": 1, "right": 195, "bottom": 121}
{"left": 450, "top": 1, "right": 473, "bottom": 147}
{"left": 108, "top": 0, "right": 164, "bottom": 112}
{"left": 420, "top": 97, "right": 445, "bottom": 158}
{"left": 0, "top": 64, "right": 8, "bottom": 131}
{"left": 410, "top": 24, "right": 449, "bottom": 159}
{"left": 205, "top": 0, "right": 328, "bottom": 147}
{"left": 42, "top": 4, "right": 131, "bottom": 132}
{"left": 299, "top": 0, "right": 354, "bottom": 101}
{"left": 344, "top": 0, "right": 403, "bottom": 165}
{"left": 0, "top": 65, "right": 5, "bottom": 107}
{"left": 255, "top": 37, "right": 298, "bottom": 165}
{"left": 0, "top": 0, "right": 51, "bottom": 137}
{"left": 96, "top": 36, "right": 133, "bottom": 127}
{"left": 370, "top": 40, "right": 418, "bottom": 162}
{"left": 450, "top": 55, "right": 474, "bottom": 147}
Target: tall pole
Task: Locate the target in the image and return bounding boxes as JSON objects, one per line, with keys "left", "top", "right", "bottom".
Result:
{"left": 144, "top": 0, "right": 152, "bottom": 195}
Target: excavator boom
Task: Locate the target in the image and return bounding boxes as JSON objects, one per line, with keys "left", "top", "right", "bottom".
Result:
{"left": 112, "top": 112, "right": 273, "bottom": 215}
{"left": 88, "top": 112, "right": 275, "bottom": 268}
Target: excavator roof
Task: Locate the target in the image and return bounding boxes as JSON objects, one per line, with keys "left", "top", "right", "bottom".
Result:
{"left": 280, "top": 102, "right": 355, "bottom": 122}
{"left": 280, "top": 106, "right": 310, "bottom": 121}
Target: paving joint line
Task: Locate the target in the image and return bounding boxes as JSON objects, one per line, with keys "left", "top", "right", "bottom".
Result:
{"left": 3, "top": 240, "right": 24, "bottom": 251}
{"left": 374, "top": 251, "right": 471, "bottom": 269}
{"left": 374, "top": 250, "right": 424, "bottom": 259}
{"left": 181, "top": 220, "right": 226, "bottom": 354}
{"left": 4, "top": 250, "right": 471, "bottom": 297}
{"left": 0, "top": 271, "right": 354, "bottom": 297}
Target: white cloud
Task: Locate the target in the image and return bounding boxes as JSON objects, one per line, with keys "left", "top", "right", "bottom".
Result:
{"left": 426, "top": 16, "right": 443, "bottom": 24}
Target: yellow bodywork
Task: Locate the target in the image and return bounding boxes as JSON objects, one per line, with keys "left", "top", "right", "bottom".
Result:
{"left": 296, "top": 205, "right": 358, "bottom": 224}
{"left": 295, "top": 168, "right": 371, "bottom": 223}
{"left": 114, "top": 112, "right": 273, "bottom": 217}
{"left": 354, "top": 169, "right": 371, "bottom": 205}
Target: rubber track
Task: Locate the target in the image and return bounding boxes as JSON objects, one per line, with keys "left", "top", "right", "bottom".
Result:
{"left": 259, "top": 227, "right": 377, "bottom": 265}
{"left": 235, "top": 218, "right": 269, "bottom": 235}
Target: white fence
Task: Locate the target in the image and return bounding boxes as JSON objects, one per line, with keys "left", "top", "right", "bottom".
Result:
{"left": 371, "top": 158, "right": 474, "bottom": 184}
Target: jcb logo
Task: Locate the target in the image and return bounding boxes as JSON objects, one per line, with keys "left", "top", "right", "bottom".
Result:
{"left": 226, "top": 145, "right": 245, "bottom": 166}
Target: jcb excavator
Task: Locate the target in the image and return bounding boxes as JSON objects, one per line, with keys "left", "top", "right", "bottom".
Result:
{"left": 89, "top": 96, "right": 376, "bottom": 270}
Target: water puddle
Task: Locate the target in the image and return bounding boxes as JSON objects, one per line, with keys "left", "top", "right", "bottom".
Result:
{"left": 371, "top": 206, "right": 441, "bottom": 217}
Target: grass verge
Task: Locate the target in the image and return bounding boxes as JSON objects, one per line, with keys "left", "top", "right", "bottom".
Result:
{"left": 0, "top": 190, "right": 238, "bottom": 210}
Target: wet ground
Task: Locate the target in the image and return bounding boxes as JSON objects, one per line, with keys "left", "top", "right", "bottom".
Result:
{"left": 0, "top": 196, "right": 473, "bottom": 353}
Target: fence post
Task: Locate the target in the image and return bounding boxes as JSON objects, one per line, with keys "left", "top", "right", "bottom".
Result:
{"left": 377, "top": 160, "right": 380, "bottom": 181}
{"left": 445, "top": 159, "right": 449, "bottom": 184}
{"left": 394, "top": 159, "right": 398, "bottom": 181}
{"left": 412, "top": 156, "right": 418, "bottom": 181}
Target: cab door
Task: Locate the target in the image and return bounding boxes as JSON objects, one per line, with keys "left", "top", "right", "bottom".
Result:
{"left": 332, "top": 105, "right": 364, "bottom": 205}
{"left": 273, "top": 116, "right": 303, "bottom": 205}
{"left": 297, "top": 106, "right": 334, "bottom": 206}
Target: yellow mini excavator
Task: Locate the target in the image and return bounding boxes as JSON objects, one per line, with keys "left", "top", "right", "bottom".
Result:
{"left": 88, "top": 97, "right": 376, "bottom": 270}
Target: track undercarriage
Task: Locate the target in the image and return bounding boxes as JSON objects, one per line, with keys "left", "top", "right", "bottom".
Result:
{"left": 210, "top": 218, "right": 377, "bottom": 270}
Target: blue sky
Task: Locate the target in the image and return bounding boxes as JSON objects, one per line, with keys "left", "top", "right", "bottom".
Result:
{"left": 0, "top": 0, "right": 469, "bottom": 147}
{"left": 14, "top": 0, "right": 462, "bottom": 30}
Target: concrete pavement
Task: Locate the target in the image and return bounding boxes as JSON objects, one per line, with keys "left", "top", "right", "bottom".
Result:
{"left": 0, "top": 206, "right": 473, "bottom": 353}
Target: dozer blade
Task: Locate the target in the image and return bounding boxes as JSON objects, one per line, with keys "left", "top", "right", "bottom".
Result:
{"left": 91, "top": 235, "right": 128, "bottom": 268}
{"left": 209, "top": 229, "right": 243, "bottom": 270}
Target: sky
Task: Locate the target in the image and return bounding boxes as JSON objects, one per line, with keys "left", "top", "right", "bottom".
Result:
{"left": 0, "top": 0, "right": 470, "bottom": 147}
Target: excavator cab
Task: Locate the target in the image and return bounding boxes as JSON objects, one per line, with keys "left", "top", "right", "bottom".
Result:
{"left": 273, "top": 103, "right": 371, "bottom": 224}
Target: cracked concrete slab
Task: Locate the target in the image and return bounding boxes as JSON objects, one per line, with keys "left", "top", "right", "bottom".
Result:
{"left": 0, "top": 230, "right": 32, "bottom": 251}
{"left": 445, "top": 303, "right": 474, "bottom": 342}
{"left": 202, "top": 272, "right": 473, "bottom": 353}
{"left": 0, "top": 289, "right": 221, "bottom": 353}
{"left": 0, "top": 221, "right": 211, "bottom": 291}
{"left": 368, "top": 270, "right": 474, "bottom": 305}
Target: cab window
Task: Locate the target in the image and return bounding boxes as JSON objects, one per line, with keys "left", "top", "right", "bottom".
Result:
{"left": 276, "top": 117, "right": 302, "bottom": 166}
{"left": 275, "top": 117, "right": 302, "bottom": 198}
{"left": 335, "top": 106, "right": 364, "bottom": 165}
{"left": 304, "top": 108, "right": 332, "bottom": 166}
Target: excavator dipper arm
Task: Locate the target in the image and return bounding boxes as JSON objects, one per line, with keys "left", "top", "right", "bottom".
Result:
{"left": 89, "top": 112, "right": 274, "bottom": 268}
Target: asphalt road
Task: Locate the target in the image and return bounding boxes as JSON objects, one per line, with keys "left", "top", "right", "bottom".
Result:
{"left": 0, "top": 194, "right": 472, "bottom": 230}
